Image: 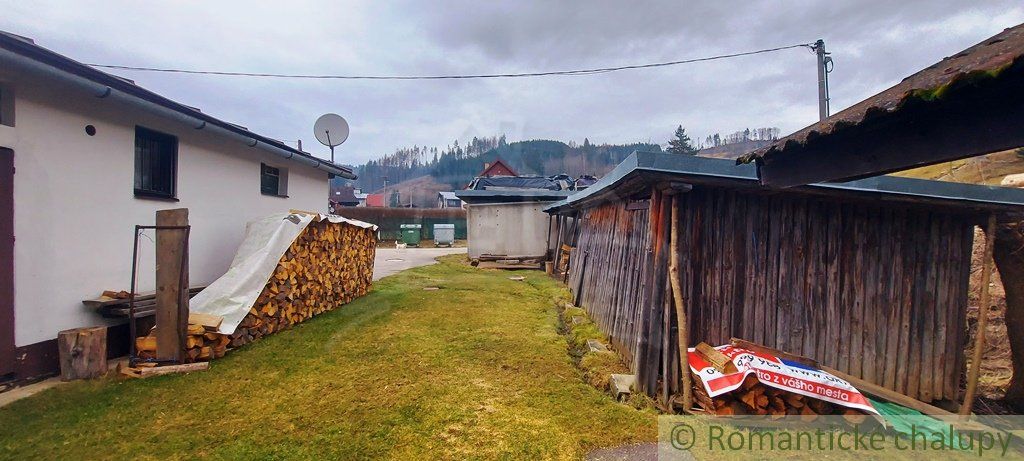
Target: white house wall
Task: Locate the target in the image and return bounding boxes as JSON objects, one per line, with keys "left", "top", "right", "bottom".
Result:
{"left": 0, "top": 71, "right": 330, "bottom": 347}
{"left": 465, "top": 202, "right": 551, "bottom": 259}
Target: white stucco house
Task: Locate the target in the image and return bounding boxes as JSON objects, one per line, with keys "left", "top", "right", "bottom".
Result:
{"left": 0, "top": 31, "right": 357, "bottom": 381}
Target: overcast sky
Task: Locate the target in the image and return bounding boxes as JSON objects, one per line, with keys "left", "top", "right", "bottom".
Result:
{"left": 2, "top": 1, "right": 1022, "bottom": 165}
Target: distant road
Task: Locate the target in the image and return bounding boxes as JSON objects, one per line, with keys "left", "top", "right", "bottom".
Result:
{"left": 373, "top": 247, "right": 467, "bottom": 281}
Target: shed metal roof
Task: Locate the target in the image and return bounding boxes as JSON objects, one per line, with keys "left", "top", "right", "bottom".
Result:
{"left": 545, "top": 152, "right": 1024, "bottom": 214}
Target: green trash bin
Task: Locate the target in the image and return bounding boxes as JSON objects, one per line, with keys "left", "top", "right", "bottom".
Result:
{"left": 400, "top": 224, "right": 422, "bottom": 246}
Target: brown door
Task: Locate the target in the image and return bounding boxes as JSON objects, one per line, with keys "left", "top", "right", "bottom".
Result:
{"left": 0, "top": 148, "right": 12, "bottom": 375}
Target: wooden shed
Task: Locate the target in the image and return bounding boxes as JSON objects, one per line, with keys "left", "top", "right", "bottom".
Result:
{"left": 545, "top": 151, "right": 1024, "bottom": 404}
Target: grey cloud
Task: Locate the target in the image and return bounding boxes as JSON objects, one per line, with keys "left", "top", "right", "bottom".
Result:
{"left": 1, "top": 1, "right": 1021, "bottom": 165}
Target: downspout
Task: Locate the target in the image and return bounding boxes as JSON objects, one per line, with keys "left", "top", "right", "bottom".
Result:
{"left": 0, "top": 49, "right": 355, "bottom": 179}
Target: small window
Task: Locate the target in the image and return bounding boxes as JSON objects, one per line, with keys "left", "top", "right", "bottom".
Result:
{"left": 134, "top": 126, "right": 177, "bottom": 199}
{"left": 261, "top": 163, "right": 288, "bottom": 197}
{"left": 0, "top": 83, "right": 14, "bottom": 127}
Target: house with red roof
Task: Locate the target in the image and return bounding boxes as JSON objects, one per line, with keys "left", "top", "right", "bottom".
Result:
{"left": 365, "top": 193, "right": 386, "bottom": 207}
{"left": 478, "top": 158, "right": 517, "bottom": 177}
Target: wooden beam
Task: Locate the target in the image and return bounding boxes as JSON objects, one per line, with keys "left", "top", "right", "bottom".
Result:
{"left": 659, "top": 181, "right": 693, "bottom": 195}
{"left": 155, "top": 208, "right": 189, "bottom": 363}
{"left": 572, "top": 252, "right": 588, "bottom": 307}
{"left": 961, "top": 213, "right": 997, "bottom": 415}
{"left": 668, "top": 195, "right": 692, "bottom": 412}
{"left": 695, "top": 342, "right": 738, "bottom": 374}
{"left": 819, "top": 364, "right": 955, "bottom": 416}
{"left": 120, "top": 361, "right": 208, "bottom": 379}
{"left": 758, "top": 76, "right": 1024, "bottom": 187}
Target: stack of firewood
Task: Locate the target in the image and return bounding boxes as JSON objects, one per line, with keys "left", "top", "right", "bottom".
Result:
{"left": 135, "top": 322, "right": 230, "bottom": 363}
{"left": 693, "top": 374, "right": 865, "bottom": 422}
{"left": 690, "top": 342, "right": 867, "bottom": 423}
{"left": 229, "top": 218, "right": 376, "bottom": 347}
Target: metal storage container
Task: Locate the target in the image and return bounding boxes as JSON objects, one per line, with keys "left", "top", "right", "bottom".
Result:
{"left": 399, "top": 224, "right": 422, "bottom": 246}
{"left": 433, "top": 223, "right": 455, "bottom": 247}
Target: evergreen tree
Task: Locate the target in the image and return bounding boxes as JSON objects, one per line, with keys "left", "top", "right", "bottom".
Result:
{"left": 667, "top": 125, "right": 696, "bottom": 155}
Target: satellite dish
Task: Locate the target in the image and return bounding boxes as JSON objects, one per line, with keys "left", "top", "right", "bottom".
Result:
{"left": 313, "top": 113, "right": 349, "bottom": 162}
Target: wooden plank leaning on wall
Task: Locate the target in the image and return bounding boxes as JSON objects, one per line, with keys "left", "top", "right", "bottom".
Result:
{"left": 155, "top": 208, "right": 189, "bottom": 363}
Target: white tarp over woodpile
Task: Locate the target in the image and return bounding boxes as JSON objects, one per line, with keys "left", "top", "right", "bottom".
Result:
{"left": 190, "top": 212, "right": 377, "bottom": 334}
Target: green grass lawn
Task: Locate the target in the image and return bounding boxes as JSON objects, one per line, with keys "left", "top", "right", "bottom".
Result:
{"left": 0, "top": 255, "right": 655, "bottom": 460}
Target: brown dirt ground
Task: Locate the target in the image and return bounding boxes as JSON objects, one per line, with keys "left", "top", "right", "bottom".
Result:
{"left": 966, "top": 227, "right": 1015, "bottom": 412}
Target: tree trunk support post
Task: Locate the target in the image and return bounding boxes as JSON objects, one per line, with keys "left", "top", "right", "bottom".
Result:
{"left": 962, "top": 213, "right": 997, "bottom": 416}
{"left": 665, "top": 183, "right": 692, "bottom": 412}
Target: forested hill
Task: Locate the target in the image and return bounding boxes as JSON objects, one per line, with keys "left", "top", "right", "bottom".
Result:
{"left": 353, "top": 136, "right": 662, "bottom": 191}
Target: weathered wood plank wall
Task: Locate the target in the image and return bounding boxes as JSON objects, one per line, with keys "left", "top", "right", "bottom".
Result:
{"left": 567, "top": 199, "right": 652, "bottom": 370}
{"left": 567, "top": 186, "right": 975, "bottom": 403}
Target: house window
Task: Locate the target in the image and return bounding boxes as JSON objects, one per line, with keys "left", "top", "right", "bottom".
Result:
{"left": 261, "top": 163, "right": 288, "bottom": 197}
{"left": 134, "top": 126, "right": 177, "bottom": 199}
{"left": 0, "top": 83, "right": 13, "bottom": 127}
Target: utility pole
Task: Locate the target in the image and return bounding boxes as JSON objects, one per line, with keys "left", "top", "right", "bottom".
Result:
{"left": 382, "top": 176, "right": 388, "bottom": 208}
{"left": 812, "top": 39, "right": 832, "bottom": 121}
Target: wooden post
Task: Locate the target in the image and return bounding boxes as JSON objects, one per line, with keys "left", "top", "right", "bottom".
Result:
{"left": 155, "top": 208, "right": 189, "bottom": 363}
{"left": 961, "top": 213, "right": 997, "bottom": 416}
{"left": 669, "top": 194, "right": 692, "bottom": 412}
{"left": 57, "top": 326, "right": 106, "bottom": 380}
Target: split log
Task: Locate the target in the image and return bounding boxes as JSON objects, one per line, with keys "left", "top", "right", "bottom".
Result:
{"left": 135, "top": 321, "right": 230, "bottom": 363}
{"left": 189, "top": 312, "right": 223, "bottom": 330}
{"left": 695, "top": 342, "right": 739, "bottom": 374}
{"left": 101, "top": 290, "right": 130, "bottom": 299}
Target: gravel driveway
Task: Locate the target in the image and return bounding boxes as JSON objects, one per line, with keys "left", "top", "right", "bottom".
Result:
{"left": 372, "top": 247, "right": 467, "bottom": 280}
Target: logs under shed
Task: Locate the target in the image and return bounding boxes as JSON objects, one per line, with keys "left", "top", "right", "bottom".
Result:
{"left": 544, "top": 151, "right": 1024, "bottom": 407}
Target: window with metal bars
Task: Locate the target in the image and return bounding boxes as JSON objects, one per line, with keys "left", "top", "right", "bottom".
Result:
{"left": 134, "top": 126, "right": 177, "bottom": 199}
{"left": 261, "top": 163, "right": 288, "bottom": 197}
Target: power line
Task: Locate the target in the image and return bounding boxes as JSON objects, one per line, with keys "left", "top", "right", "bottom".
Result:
{"left": 86, "top": 43, "right": 814, "bottom": 80}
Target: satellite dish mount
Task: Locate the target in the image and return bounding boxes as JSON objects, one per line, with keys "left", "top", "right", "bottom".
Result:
{"left": 313, "top": 113, "right": 350, "bottom": 163}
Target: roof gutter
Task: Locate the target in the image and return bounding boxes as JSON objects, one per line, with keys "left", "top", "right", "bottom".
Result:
{"left": 0, "top": 47, "right": 356, "bottom": 179}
